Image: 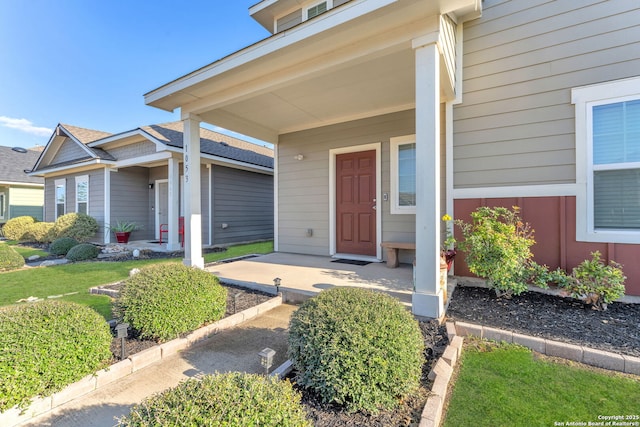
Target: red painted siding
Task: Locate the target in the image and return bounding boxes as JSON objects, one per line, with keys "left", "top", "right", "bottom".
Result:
{"left": 453, "top": 196, "right": 640, "bottom": 297}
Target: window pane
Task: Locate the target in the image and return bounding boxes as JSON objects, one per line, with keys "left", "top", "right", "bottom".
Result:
{"left": 77, "top": 203, "right": 88, "bottom": 215}
{"left": 55, "top": 185, "right": 65, "bottom": 204}
{"left": 57, "top": 203, "right": 65, "bottom": 218}
{"left": 308, "top": 2, "right": 327, "bottom": 18}
{"left": 594, "top": 168, "right": 640, "bottom": 229}
{"left": 0, "top": 193, "right": 5, "bottom": 218}
{"left": 77, "top": 181, "right": 88, "bottom": 203}
{"left": 398, "top": 143, "right": 416, "bottom": 207}
{"left": 593, "top": 100, "right": 640, "bottom": 164}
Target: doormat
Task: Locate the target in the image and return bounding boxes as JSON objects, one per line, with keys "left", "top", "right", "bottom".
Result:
{"left": 331, "top": 259, "right": 371, "bottom": 266}
{"left": 147, "top": 241, "right": 161, "bottom": 244}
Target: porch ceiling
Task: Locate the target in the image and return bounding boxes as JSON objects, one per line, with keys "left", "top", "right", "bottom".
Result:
{"left": 145, "top": 0, "right": 481, "bottom": 144}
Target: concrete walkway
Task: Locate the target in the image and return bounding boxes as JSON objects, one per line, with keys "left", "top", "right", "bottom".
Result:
{"left": 19, "top": 304, "right": 297, "bottom": 427}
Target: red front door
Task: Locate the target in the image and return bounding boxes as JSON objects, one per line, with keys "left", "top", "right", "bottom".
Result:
{"left": 336, "top": 150, "right": 377, "bottom": 256}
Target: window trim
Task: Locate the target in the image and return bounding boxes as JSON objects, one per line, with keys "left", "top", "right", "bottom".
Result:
{"left": 390, "top": 134, "right": 417, "bottom": 215}
{"left": 75, "top": 175, "right": 89, "bottom": 214}
{"left": 572, "top": 76, "right": 640, "bottom": 243}
{"left": 55, "top": 179, "right": 66, "bottom": 219}
{"left": 304, "top": 0, "right": 331, "bottom": 21}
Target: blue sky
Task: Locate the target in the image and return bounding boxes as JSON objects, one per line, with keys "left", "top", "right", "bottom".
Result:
{"left": 0, "top": 0, "right": 271, "bottom": 149}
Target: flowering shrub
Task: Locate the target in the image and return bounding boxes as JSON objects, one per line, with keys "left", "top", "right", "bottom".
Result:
{"left": 456, "top": 206, "right": 535, "bottom": 297}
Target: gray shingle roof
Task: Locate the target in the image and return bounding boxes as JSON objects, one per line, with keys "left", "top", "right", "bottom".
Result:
{"left": 141, "top": 122, "right": 273, "bottom": 169}
{"left": 59, "top": 124, "right": 116, "bottom": 161}
{"left": 0, "top": 146, "right": 44, "bottom": 184}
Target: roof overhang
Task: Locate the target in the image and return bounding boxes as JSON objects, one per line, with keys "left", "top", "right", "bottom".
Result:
{"left": 145, "top": 0, "right": 481, "bottom": 144}
{"left": 28, "top": 159, "right": 115, "bottom": 178}
{"left": 0, "top": 181, "right": 44, "bottom": 188}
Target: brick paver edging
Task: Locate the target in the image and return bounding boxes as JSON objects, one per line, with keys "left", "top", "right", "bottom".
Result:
{"left": 417, "top": 320, "right": 640, "bottom": 427}
{"left": 1, "top": 295, "right": 284, "bottom": 427}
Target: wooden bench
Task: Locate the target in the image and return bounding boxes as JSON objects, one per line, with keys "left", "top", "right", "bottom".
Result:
{"left": 380, "top": 241, "right": 416, "bottom": 268}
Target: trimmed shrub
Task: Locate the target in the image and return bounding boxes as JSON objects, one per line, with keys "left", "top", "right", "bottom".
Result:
{"left": 115, "top": 263, "right": 227, "bottom": 342}
{"left": 288, "top": 287, "right": 425, "bottom": 413}
{"left": 0, "top": 243, "right": 24, "bottom": 271}
{"left": 2, "top": 216, "right": 35, "bottom": 241}
{"left": 24, "top": 221, "right": 54, "bottom": 243}
{"left": 49, "top": 237, "right": 80, "bottom": 256}
{"left": 52, "top": 213, "right": 99, "bottom": 242}
{"left": 66, "top": 243, "right": 100, "bottom": 261}
{"left": 116, "top": 372, "right": 311, "bottom": 427}
{"left": 0, "top": 300, "right": 112, "bottom": 412}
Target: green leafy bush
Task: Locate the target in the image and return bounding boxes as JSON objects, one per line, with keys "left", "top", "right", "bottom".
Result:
{"left": 50, "top": 237, "right": 80, "bottom": 256}
{"left": 116, "top": 372, "right": 311, "bottom": 427}
{"left": 24, "top": 221, "right": 54, "bottom": 243}
{"left": 563, "top": 251, "right": 626, "bottom": 310}
{"left": 1, "top": 216, "right": 35, "bottom": 241}
{"left": 66, "top": 243, "right": 100, "bottom": 261}
{"left": 0, "top": 243, "right": 24, "bottom": 271}
{"left": 288, "top": 287, "right": 425, "bottom": 413}
{"left": 457, "top": 206, "right": 535, "bottom": 297}
{"left": 52, "top": 213, "right": 99, "bottom": 242}
{"left": 115, "top": 263, "right": 227, "bottom": 342}
{"left": 527, "top": 262, "right": 569, "bottom": 289}
{"left": 0, "top": 300, "right": 112, "bottom": 412}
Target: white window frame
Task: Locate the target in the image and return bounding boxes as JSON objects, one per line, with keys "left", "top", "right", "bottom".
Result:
{"left": 304, "top": 0, "right": 331, "bottom": 21}
{"left": 390, "top": 134, "right": 417, "bottom": 215}
{"left": 572, "top": 75, "right": 640, "bottom": 243}
{"left": 55, "top": 179, "right": 66, "bottom": 219}
{"left": 0, "top": 191, "right": 5, "bottom": 220}
{"left": 75, "top": 175, "right": 89, "bottom": 214}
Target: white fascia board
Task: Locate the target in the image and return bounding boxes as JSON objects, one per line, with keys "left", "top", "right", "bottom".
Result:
{"left": 144, "top": 0, "right": 396, "bottom": 107}
{"left": 0, "top": 181, "right": 44, "bottom": 187}
{"left": 27, "top": 160, "right": 115, "bottom": 178}
{"left": 453, "top": 183, "right": 578, "bottom": 199}
{"left": 31, "top": 127, "right": 61, "bottom": 171}
{"left": 114, "top": 152, "right": 172, "bottom": 168}
{"left": 201, "top": 153, "right": 274, "bottom": 175}
{"left": 89, "top": 128, "right": 170, "bottom": 152}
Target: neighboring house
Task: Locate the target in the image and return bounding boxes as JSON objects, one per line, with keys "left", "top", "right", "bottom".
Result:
{"left": 0, "top": 145, "right": 44, "bottom": 225}
{"left": 29, "top": 122, "right": 274, "bottom": 249}
{"left": 143, "top": 0, "right": 640, "bottom": 317}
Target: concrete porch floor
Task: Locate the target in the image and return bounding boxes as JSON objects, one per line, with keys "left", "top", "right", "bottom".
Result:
{"left": 205, "top": 252, "right": 415, "bottom": 305}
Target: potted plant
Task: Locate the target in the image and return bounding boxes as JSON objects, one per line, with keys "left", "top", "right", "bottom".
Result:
{"left": 107, "top": 221, "right": 140, "bottom": 244}
{"left": 441, "top": 214, "right": 457, "bottom": 271}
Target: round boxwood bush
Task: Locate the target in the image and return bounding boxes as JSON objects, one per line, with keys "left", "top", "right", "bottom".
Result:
{"left": 24, "top": 221, "right": 54, "bottom": 243}
{"left": 288, "top": 287, "right": 425, "bottom": 413}
{"left": 116, "top": 372, "right": 311, "bottom": 427}
{"left": 0, "top": 243, "right": 24, "bottom": 271}
{"left": 66, "top": 243, "right": 100, "bottom": 261}
{"left": 115, "top": 263, "right": 227, "bottom": 342}
{"left": 50, "top": 237, "right": 80, "bottom": 256}
{"left": 2, "top": 216, "right": 35, "bottom": 241}
{"left": 52, "top": 213, "right": 99, "bottom": 242}
{"left": 0, "top": 300, "right": 112, "bottom": 412}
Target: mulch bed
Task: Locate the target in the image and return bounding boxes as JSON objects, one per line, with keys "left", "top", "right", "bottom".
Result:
{"left": 446, "top": 284, "right": 640, "bottom": 357}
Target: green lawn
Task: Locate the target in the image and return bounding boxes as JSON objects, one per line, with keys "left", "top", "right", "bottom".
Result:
{"left": 5, "top": 240, "right": 49, "bottom": 259}
{"left": 443, "top": 341, "right": 640, "bottom": 427}
{"left": 1, "top": 241, "right": 273, "bottom": 319}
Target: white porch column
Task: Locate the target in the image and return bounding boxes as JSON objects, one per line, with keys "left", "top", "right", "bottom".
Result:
{"left": 166, "top": 156, "right": 181, "bottom": 250}
{"left": 412, "top": 37, "right": 443, "bottom": 319}
{"left": 104, "top": 168, "right": 112, "bottom": 244}
{"left": 182, "top": 115, "right": 204, "bottom": 268}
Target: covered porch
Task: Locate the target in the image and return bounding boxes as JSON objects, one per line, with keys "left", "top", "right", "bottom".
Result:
{"left": 144, "top": 0, "right": 482, "bottom": 319}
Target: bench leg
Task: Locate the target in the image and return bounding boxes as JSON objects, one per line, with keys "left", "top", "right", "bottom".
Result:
{"left": 385, "top": 248, "right": 400, "bottom": 268}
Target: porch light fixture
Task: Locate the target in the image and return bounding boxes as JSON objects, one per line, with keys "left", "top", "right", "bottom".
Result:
{"left": 273, "top": 277, "right": 281, "bottom": 294}
{"left": 258, "top": 347, "right": 276, "bottom": 375}
{"left": 115, "top": 323, "right": 129, "bottom": 360}
{"left": 293, "top": 154, "right": 304, "bottom": 161}
{"left": 148, "top": 183, "right": 154, "bottom": 189}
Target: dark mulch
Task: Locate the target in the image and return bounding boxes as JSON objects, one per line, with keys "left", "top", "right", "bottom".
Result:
{"left": 446, "top": 284, "right": 640, "bottom": 357}
{"left": 108, "top": 283, "right": 274, "bottom": 361}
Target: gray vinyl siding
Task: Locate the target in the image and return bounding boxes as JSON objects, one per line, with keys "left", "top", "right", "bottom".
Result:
{"left": 110, "top": 167, "right": 151, "bottom": 241}
{"left": 7, "top": 187, "right": 44, "bottom": 221}
{"left": 200, "top": 165, "right": 210, "bottom": 245}
{"left": 277, "top": 9, "right": 301, "bottom": 32}
{"left": 454, "top": 0, "right": 640, "bottom": 188}
{"left": 108, "top": 141, "right": 158, "bottom": 160}
{"left": 278, "top": 109, "right": 435, "bottom": 260}
{"left": 334, "top": 0, "right": 350, "bottom": 7}
{"left": 212, "top": 166, "right": 273, "bottom": 245}
{"left": 51, "top": 139, "right": 88, "bottom": 165}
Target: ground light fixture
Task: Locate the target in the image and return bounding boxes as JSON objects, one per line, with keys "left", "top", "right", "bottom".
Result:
{"left": 273, "top": 277, "right": 281, "bottom": 294}
{"left": 258, "top": 347, "right": 276, "bottom": 375}
{"left": 115, "top": 323, "right": 129, "bottom": 360}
